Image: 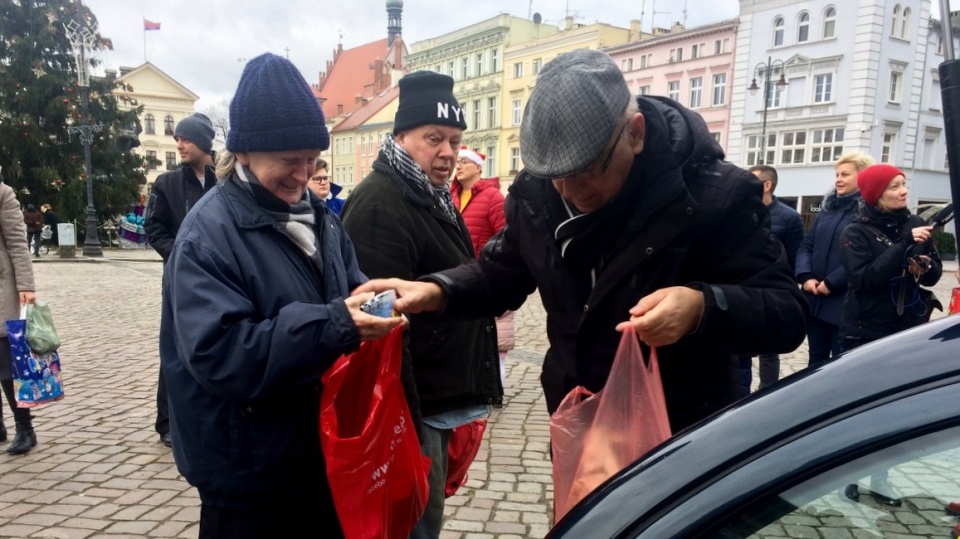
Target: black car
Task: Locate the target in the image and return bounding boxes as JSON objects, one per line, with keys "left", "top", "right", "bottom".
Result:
{"left": 548, "top": 313, "right": 960, "bottom": 538}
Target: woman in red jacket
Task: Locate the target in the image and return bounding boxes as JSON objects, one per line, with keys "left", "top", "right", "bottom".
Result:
{"left": 451, "top": 147, "right": 512, "bottom": 387}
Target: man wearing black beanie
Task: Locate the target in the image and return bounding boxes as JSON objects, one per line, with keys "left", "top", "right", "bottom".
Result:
{"left": 158, "top": 52, "right": 403, "bottom": 539}
{"left": 341, "top": 70, "right": 502, "bottom": 539}
{"left": 144, "top": 112, "right": 217, "bottom": 450}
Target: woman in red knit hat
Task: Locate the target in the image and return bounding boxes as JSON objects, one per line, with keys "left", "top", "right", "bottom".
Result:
{"left": 838, "top": 163, "right": 944, "bottom": 507}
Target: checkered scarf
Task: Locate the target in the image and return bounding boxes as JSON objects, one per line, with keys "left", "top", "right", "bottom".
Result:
{"left": 232, "top": 162, "right": 323, "bottom": 272}
{"left": 382, "top": 133, "right": 458, "bottom": 223}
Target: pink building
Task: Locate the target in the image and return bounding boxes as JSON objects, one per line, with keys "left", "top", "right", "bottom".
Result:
{"left": 605, "top": 19, "right": 738, "bottom": 152}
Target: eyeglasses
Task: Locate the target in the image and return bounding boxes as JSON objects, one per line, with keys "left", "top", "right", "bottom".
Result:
{"left": 456, "top": 158, "right": 477, "bottom": 166}
{"left": 311, "top": 175, "right": 330, "bottom": 183}
{"left": 558, "top": 122, "right": 628, "bottom": 181}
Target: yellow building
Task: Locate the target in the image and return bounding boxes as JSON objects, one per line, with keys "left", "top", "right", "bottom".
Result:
{"left": 499, "top": 19, "right": 643, "bottom": 190}
{"left": 110, "top": 63, "right": 200, "bottom": 189}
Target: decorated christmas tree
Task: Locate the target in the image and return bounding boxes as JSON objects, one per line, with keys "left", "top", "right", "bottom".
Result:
{"left": 0, "top": 0, "right": 146, "bottom": 230}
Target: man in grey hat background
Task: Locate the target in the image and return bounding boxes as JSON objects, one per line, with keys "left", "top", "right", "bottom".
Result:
{"left": 341, "top": 70, "right": 502, "bottom": 539}
{"left": 355, "top": 49, "right": 807, "bottom": 439}
{"left": 144, "top": 112, "right": 217, "bottom": 448}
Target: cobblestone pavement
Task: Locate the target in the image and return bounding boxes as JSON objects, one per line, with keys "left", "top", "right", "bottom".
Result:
{"left": 0, "top": 249, "right": 956, "bottom": 538}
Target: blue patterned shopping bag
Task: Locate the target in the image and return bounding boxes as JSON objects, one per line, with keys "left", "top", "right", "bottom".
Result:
{"left": 6, "top": 315, "right": 64, "bottom": 408}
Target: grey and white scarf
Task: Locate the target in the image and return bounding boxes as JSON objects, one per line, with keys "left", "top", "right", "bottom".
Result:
{"left": 233, "top": 162, "right": 324, "bottom": 273}
{"left": 382, "top": 133, "right": 459, "bottom": 223}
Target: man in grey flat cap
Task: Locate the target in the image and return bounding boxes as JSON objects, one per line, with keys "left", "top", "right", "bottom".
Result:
{"left": 356, "top": 49, "right": 806, "bottom": 435}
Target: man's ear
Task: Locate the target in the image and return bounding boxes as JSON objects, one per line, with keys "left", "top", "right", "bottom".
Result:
{"left": 628, "top": 113, "right": 645, "bottom": 155}
{"left": 236, "top": 152, "right": 250, "bottom": 166}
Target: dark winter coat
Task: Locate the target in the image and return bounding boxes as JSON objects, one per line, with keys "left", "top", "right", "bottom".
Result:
{"left": 22, "top": 207, "right": 42, "bottom": 234}
{"left": 768, "top": 195, "right": 804, "bottom": 271}
{"left": 839, "top": 204, "right": 942, "bottom": 344}
{"left": 428, "top": 96, "right": 807, "bottom": 432}
{"left": 795, "top": 191, "right": 860, "bottom": 326}
{"left": 41, "top": 209, "right": 60, "bottom": 244}
{"left": 159, "top": 174, "right": 364, "bottom": 513}
{"left": 450, "top": 177, "right": 506, "bottom": 258}
{"left": 145, "top": 164, "right": 217, "bottom": 262}
{"left": 341, "top": 157, "right": 502, "bottom": 418}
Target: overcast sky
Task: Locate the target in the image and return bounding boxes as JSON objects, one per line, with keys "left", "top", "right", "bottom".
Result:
{"left": 80, "top": 0, "right": 742, "bottom": 112}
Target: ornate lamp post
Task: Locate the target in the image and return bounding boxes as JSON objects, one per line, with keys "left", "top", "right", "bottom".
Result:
{"left": 64, "top": 1, "right": 103, "bottom": 257}
{"left": 748, "top": 57, "right": 787, "bottom": 166}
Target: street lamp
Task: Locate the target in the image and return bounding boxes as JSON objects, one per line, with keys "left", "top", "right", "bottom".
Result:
{"left": 748, "top": 57, "right": 787, "bottom": 166}
{"left": 64, "top": 1, "right": 103, "bottom": 257}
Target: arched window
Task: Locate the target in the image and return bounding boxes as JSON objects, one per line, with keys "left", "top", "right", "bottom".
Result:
{"left": 797, "top": 12, "right": 810, "bottom": 42}
{"left": 891, "top": 5, "right": 901, "bottom": 38}
{"left": 773, "top": 17, "right": 785, "bottom": 47}
{"left": 900, "top": 7, "right": 911, "bottom": 39}
{"left": 163, "top": 115, "right": 174, "bottom": 135}
{"left": 144, "top": 114, "right": 155, "bottom": 135}
{"left": 823, "top": 7, "right": 836, "bottom": 39}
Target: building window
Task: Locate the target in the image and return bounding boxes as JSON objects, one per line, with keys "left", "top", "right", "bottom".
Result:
{"left": 765, "top": 81, "right": 783, "bottom": 108}
{"left": 712, "top": 73, "right": 727, "bottom": 106}
{"left": 931, "top": 78, "right": 942, "bottom": 111}
{"left": 368, "top": 136, "right": 374, "bottom": 155}
{"left": 668, "top": 80, "right": 680, "bottom": 101}
{"left": 448, "top": 61, "right": 455, "bottom": 78}
{"left": 640, "top": 54, "right": 650, "bottom": 68}
{"left": 922, "top": 136, "right": 937, "bottom": 169}
{"left": 487, "top": 97, "right": 497, "bottom": 129}
{"left": 669, "top": 48, "right": 683, "bottom": 62}
{"left": 533, "top": 58, "right": 542, "bottom": 74}
{"left": 823, "top": 7, "right": 836, "bottom": 39}
{"left": 900, "top": 7, "right": 911, "bottom": 40}
{"left": 689, "top": 77, "right": 702, "bottom": 108}
{"left": 814, "top": 74, "right": 833, "bottom": 103}
{"left": 360, "top": 135, "right": 366, "bottom": 156}
{"left": 773, "top": 17, "right": 785, "bottom": 47}
{"left": 938, "top": 34, "right": 944, "bottom": 55}
{"left": 881, "top": 131, "right": 897, "bottom": 163}
{"left": 462, "top": 57, "right": 469, "bottom": 79}
{"left": 512, "top": 99, "right": 522, "bottom": 126}
{"left": 711, "top": 132, "right": 722, "bottom": 144}
{"left": 485, "top": 146, "right": 496, "bottom": 177}
{"left": 810, "top": 128, "right": 844, "bottom": 163}
{"left": 621, "top": 58, "right": 634, "bottom": 71}
{"left": 146, "top": 150, "right": 158, "bottom": 169}
{"left": 889, "top": 72, "right": 902, "bottom": 103}
{"left": 691, "top": 43, "right": 702, "bottom": 59}
{"left": 163, "top": 115, "right": 174, "bottom": 135}
{"left": 165, "top": 151, "right": 177, "bottom": 170}
{"left": 715, "top": 39, "right": 723, "bottom": 55}
{"left": 490, "top": 48, "right": 499, "bottom": 72}
{"left": 473, "top": 100, "right": 482, "bottom": 130}
{"left": 144, "top": 114, "right": 155, "bottom": 135}
{"left": 746, "top": 134, "right": 776, "bottom": 167}
{"left": 891, "top": 5, "right": 901, "bottom": 38}
{"left": 797, "top": 12, "right": 810, "bottom": 42}
{"left": 510, "top": 147, "right": 521, "bottom": 173}
{"left": 780, "top": 131, "right": 806, "bottom": 164}
{"left": 513, "top": 62, "right": 523, "bottom": 78}
{"left": 639, "top": 85, "right": 651, "bottom": 95}
{"left": 476, "top": 53, "right": 484, "bottom": 76}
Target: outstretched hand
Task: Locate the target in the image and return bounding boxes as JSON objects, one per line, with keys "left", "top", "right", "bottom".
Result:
{"left": 352, "top": 279, "right": 445, "bottom": 314}
{"left": 344, "top": 293, "right": 406, "bottom": 341}
{"left": 615, "top": 286, "right": 704, "bottom": 348}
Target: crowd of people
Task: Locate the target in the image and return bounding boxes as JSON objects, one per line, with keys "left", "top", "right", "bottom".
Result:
{"left": 3, "top": 47, "right": 955, "bottom": 537}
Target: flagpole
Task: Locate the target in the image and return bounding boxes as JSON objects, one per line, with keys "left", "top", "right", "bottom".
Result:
{"left": 142, "top": 17, "right": 147, "bottom": 62}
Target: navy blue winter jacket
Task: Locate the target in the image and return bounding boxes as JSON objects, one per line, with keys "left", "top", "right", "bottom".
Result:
{"left": 159, "top": 175, "right": 365, "bottom": 508}
{"left": 768, "top": 195, "right": 804, "bottom": 271}
{"left": 795, "top": 191, "right": 860, "bottom": 325}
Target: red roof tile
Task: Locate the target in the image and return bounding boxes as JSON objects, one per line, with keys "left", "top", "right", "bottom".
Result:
{"left": 318, "top": 39, "right": 392, "bottom": 119}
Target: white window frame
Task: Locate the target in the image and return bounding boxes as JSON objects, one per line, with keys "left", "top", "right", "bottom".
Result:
{"left": 712, "top": 73, "right": 727, "bottom": 106}
{"left": 881, "top": 131, "right": 897, "bottom": 163}
{"left": 780, "top": 130, "right": 806, "bottom": 165}
{"left": 900, "top": 7, "right": 911, "bottom": 40}
{"left": 487, "top": 97, "right": 497, "bottom": 129}
{"left": 485, "top": 146, "right": 496, "bottom": 177}
{"left": 473, "top": 100, "right": 482, "bottom": 130}
{"left": 797, "top": 12, "right": 810, "bottom": 43}
{"left": 510, "top": 147, "right": 521, "bottom": 173}
{"left": 689, "top": 77, "right": 703, "bottom": 109}
{"left": 810, "top": 128, "right": 844, "bottom": 164}
{"left": 823, "top": 7, "right": 836, "bottom": 39}
{"left": 512, "top": 98, "right": 522, "bottom": 126}
{"left": 891, "top": 5, "right": 901, "bottom": 38}
{"left": 513, "top": 62, "right": 523, "bottom": 78}
{"left": 533, "top": 58, "right": 542, "bottom": 74}
{"left": 773, "top": 17, "right": 785, "bottom": 47}
{"left": 889, "top": 71, "right": 903, "bottom": 104}
{"left": 814, "top": 73, "right": 833, "bottom": 103}
{"left": 668, "top": 80, "right": 680, "bottom": 101}
{"left": 639, "top": 85, "right": 651, "bottom": 95}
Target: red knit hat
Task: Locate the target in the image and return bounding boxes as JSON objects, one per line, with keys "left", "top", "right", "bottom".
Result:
{"left": 857, "top": 164, "right": 904, "bottom": 206}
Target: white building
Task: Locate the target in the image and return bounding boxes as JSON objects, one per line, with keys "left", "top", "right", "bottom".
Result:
{"left": 729, "top": 0, "right": 953, "bottom": 229}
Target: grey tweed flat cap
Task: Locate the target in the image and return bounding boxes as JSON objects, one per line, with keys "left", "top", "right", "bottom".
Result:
{"left": 520, "top": 49, "right": 631, "bottom": 178}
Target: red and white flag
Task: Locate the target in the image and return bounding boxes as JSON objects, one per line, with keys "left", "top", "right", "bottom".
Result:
{"left": 143, "top": 19, "right": 161, "bottom": 31}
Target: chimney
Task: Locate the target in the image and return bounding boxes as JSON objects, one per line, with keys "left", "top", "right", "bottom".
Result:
{"left": 629, "top": 19, "right": 641, "bottom": 41}
{"left": 105, "top": 69, "right": 117, "bottom": 83}
{"left": 671, "top": 21, "right": 685, "bottom": 34}
{"left": 564, "top": 16, "right": 574, "bottom": 30}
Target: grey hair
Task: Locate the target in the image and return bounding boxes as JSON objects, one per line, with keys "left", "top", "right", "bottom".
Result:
{"left": 215, "top": 150, "right": 238, "bottom": 180}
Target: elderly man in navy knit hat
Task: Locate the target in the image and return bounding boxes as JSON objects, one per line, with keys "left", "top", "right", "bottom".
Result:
{"left": 341, "top": 70, "right": 502, "bottom": 539}
{"left": 144, "top": 111, "right": 217, "bottom": 450}
{"left": 356, "top": 49, "right": 806, "bottom": 466}
{"left": 158, "top": 52, "right": 403, "bottom": 539}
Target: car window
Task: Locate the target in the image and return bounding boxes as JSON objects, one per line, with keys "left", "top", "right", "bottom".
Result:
{"left": 713, "top": 426, "right": 960, "bottom": 538}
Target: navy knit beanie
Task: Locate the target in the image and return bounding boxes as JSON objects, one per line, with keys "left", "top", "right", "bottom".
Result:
{"left": 227, "top": 53, "right": 329, "bottom": 153}
{"left": 393, "top": 71, "right": 467, "bottom": 134}
{"left": 174, "top": 113, "right": 215, "bottom": 154}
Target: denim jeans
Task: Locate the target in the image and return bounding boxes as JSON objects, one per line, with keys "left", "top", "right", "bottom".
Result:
{"left": 410, "top": 423, "right": 451, "bottom": 539}
{"left": 806, "top": 316, "right": 841, "bottom": 368}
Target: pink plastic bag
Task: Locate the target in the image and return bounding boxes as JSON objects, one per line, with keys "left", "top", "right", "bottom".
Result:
{"left": 549, "top": 329, "right": 671, "bottom": 523}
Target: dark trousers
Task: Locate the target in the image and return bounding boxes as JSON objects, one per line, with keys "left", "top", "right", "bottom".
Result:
{"left": 28, "top": 231, "right": 42, "bottom": 255}
{"left": 0, "top": 337, "right": 31, "bottom": 426}
{"left": 806, "top": 316, "right": 841, "bottom": 369}
{"left": 737, "top": 354, "right": 781, "bottom": 396}
{"left": 155, "top": 368, "right": 169, "bottom": 436}
{"left": 199, "top": 497, "right": 344, "bottom": 539}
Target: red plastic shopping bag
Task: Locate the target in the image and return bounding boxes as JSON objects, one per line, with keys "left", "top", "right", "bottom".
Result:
{"left": 549, "top": 329, "right": 671, "bottom": 523}
{"left": 320, "top": 326, "right": 431, "bottom": 539}
{"left": 445, "top": 418, "right": 487, "bottom": 497}
{"left": 949, "top": 287, "right": 960, "bottom": 315}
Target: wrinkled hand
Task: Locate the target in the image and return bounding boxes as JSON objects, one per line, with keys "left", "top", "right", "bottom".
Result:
{"left": 615, "top": 286, "right": 704, "bottom": 348}
{"left": 802, "top": 279, "right": 819, "bottom": 295}
{"left": 352, "top": 279, "right": 445, "bottom": 314}
{"left": 908, "top": 255, "right": 932, "bottom": 278}
{"left": 19, "top": 291, "right": 36, "bottom": 306}
{"left": 345, "top": 293, "right": 406, "bottom": 342}
{"left": 911, "top": 225, "right": 934, "bottom": 244}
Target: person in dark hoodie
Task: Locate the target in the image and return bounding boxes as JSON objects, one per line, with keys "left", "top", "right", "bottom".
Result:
{"left": 354, "top": 49, "right": 807, "bottom": 437}
{"left": 795, "top": 151, "right": 873, "bottom": 368}
{"left": 144, "top": 112, "right": 217, "bottom": 448}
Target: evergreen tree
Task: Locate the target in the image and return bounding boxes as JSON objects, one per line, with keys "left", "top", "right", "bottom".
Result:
{"left": 0, "top": 0, "right": 146, "bottom": 231}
